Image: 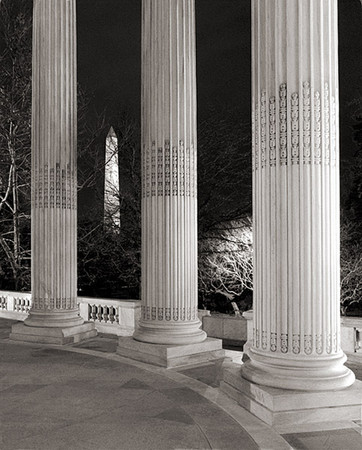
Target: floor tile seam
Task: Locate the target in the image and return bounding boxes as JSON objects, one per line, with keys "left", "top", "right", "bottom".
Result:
{"left": 351, "top": 426, "right": 362, "bottom": 436}
{"left": 190, "top": 417, "right": 213, "bottom": 450}
{"left": 25, "top": 342, "right": 292, "bottom": 450}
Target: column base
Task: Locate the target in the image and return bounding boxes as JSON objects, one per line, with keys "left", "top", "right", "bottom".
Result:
{"left": 221, "top": 365, "right": 362, "bottom": 431}
{"left": 117, "top": 336, "right": 224, "bottom": 368}
{"left": 24, "top": 309, "right": 84, "bottom": 328}
{"left": 133, "top": 319, "right": 207, "bottom": 345}
{"left": 241, "top": 347, "right": 355, "bottom": 391}
{"left": 9, "top": 322, "right": 97, "bottom": 345}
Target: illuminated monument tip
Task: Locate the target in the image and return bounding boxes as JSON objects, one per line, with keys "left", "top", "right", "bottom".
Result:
{"left": 107, "top": 126, "right": 117, "bottom": 139}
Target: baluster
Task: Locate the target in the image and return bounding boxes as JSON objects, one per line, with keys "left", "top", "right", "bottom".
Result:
{"left": 109, "top": 306, "right": 115, "bottom": 323}
{"left": 97, "top": 305, "right": 103, "bottom": 322}
{"left": 103, "top": 306, "right": 109, "bottom": 323}
{"left": 356, "top": 330, "right": 361, "bottom": 352}
{"left": 91, "top": 304, "right": 97, "bottom": 320}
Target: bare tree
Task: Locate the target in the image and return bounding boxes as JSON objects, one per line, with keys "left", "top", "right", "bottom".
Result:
{"left": 199, "top": 217, "right": 253, "bottom": 312}
{"left": 340, "top": 95, "right": 362, "bottom": 315}
{"left": 197, "top": 107, "right": 253, "bottom": 311}
{"left": 0, "top": 0, "right": 32, "bottom": 290}
{"left": 340, "top": 215, "right": 362, "bottom": 315}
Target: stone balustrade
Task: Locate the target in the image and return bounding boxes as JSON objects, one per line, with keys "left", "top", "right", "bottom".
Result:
{"left": 0, "top": 291, "right": 32, "bottom": 320}
{"left": 78, "top": 297, "right": 141, "bottom": 336}
{"left": 0, "top": 291, "right": 140, "bottom": 336}
{"left": 2, "top": 290, "right": 360, "bottom": 355}
{"left": 0, "top": 290, "right": 207, "bottom": 338}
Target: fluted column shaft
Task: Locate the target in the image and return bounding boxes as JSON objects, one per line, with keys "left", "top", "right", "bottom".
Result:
{"left": 242, "top": 0, "right": 354, "bottom": 390}
{"left": 25, "top": 0, "right": 82, "bottom": 328}
{"left": 134, "top": 0, "right": 206, "bottom": 344}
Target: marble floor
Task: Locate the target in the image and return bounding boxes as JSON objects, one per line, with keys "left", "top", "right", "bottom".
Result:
{"left": 0, "top": 318, "right": 361, "bottom": 450}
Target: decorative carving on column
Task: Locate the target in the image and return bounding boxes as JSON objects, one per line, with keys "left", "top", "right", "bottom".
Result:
{"left": 253, "top": 83, "right": 336, "bottom": 170}
{"left": 243, "top": 0, "right": 354, "bottom": 390}
{"left": 302, "top": 81, "right": 311, "bottom": 165}
{"left": 133, "top": 0, "right": 206, "bottom": 345}
{"left": 34, "top": 165, "right": 76, "bottom": 210}
{"left": 279, "top": 84, "right": 288, "bottom": 165}
{"left": 142, "top": 140, "right": 197, "bottom": 199}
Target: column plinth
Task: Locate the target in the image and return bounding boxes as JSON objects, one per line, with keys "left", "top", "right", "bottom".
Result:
{"left": 133, "top": 320, "right": 206, "bottom": 346}
{"left": 240, "top": 0, "right": 354, "bottom": 391}
{"left": 133, "top": 0, "right": 206, "bottom": 346}
{"left": 10, "top": 0, "right": 95, "bottom": 345}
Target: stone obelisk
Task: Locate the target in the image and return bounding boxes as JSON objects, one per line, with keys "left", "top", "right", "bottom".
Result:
{"left": 104, "top": 126, "right": 120, "bottom": 229}
{"left": 10, "top": 0, "right": 96, "bottom": 344}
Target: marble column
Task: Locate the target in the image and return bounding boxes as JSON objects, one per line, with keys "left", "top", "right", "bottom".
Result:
{"left": 133, "top": 0, "right": 206, "bottom": 345}
{"left": 242, "top": 0, "right": 355, "bottom": 390}
{"left": 10, "top": 0, "right": 95, "bottom": 344}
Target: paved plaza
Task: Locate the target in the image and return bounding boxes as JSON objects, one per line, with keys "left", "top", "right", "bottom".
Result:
{"left": 1, "top": 318, "right": 361, "bottom": 450}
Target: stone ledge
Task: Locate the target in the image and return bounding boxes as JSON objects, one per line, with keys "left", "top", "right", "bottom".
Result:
{"left": 346, "top": 352, "right": 362, "bottom": 364}
{"left": 9, "top": 322, "right": 97, "bottom": 345}
{"left": 202, "top": 314, "right": 247, "bottom": 343}
{"left": 221, "top": 365, "right": 362, "bottom": 429}
{"left": 117, "top": 336, "right": 224, "bottom": 368}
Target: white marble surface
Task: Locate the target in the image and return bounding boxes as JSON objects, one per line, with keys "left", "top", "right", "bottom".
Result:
{"left": 117, "top": 337, "right": 223, "bottom": 368}
{"left": 10, "top": 322, "right": 96, "bottom": 345}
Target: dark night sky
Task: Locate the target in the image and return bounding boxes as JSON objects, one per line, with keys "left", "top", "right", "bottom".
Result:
{"left": 76, "top": 0, "right": 250, "bottom": 119}
{"left": 76, "top": 0, "right": 362, "bottom": 159}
